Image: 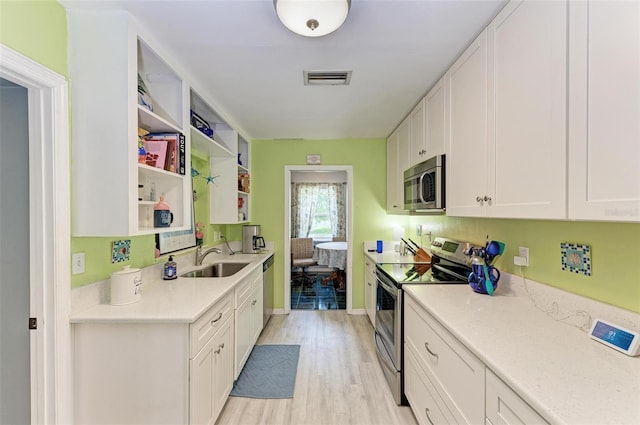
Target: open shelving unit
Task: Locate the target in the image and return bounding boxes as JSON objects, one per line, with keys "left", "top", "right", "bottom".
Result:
{"left": 68, "top": 11, "right": 191, "bottom": 236}
{"left": 189, "top": 89, "right": 251, "bottom": 224}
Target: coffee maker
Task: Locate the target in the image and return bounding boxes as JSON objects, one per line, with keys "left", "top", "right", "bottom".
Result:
{"left": 242, "top": 225, "right": 265, "bottom": 254}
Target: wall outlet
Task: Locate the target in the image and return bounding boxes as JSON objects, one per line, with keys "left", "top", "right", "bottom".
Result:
{"left": 213, "top": 231, "right": 220, "bottom": 242}
{"left": 72, "top": 252, "right": 85, "bottom": 275}
{"left": 515, "top": 246, "right": 530, "bottom": 267}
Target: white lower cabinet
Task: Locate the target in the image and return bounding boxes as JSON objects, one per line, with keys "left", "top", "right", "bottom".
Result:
{"left": 234, "top": 267, "right": 264, "bottom": 378}
{"left": 190, "top": 315, "right": 234, "bottom": 424}
{"left": 404, "top": 295, "right": 485, "bottom": 424}
{"left": 364, "top": 258, "right": 376, "bottom": 326}
{"left": 486, "top": 370, "right": 548, "bottom": 425}
{"left": 404, "top": 292, "right": 547, "bottom": 425}
{"left": 73, "top": 292, "right": 234, "bottom": 424}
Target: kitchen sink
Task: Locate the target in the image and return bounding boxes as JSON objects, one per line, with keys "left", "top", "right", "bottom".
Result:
{"left": 180, "top": 262, "right": 250, "bottom": 278}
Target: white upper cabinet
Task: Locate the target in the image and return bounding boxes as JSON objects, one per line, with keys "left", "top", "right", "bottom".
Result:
{"left": 409, "top": 98, "right": 426, "bottom": 167}
{"left": 447, "top": 0, "right": 567, "bottom": 218}
{"left": 568, "top": 0, "right": 640, "bottom": 222}
{"left": 446, "top": 30, "right": 490, "bottom": 217}
{"left": 398, "top": 117, "right": 411, "bottom": 178}
{"left": 487, "top": 0, "right": 567, "bottom": 219}
{"left": 386, "top": 129, "right": 404, "bottom": 213}
{"left": 68, "top": 10, "right": 191, "bottom": 236}
{"left": 424, "top": 76, "right": 446, "bottom": 158}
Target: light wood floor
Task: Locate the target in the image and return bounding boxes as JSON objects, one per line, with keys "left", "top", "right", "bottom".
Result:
{"left": 216, "top": 311, "right": 417, "bottom": 425}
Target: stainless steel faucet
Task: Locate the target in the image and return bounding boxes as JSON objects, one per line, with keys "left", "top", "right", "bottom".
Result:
{"left": 195, "top": 245, "right": 222, "bottom": 265}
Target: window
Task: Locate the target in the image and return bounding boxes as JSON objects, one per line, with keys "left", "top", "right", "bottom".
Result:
{"left": 292, "top": 182, "right": 346, "bottom": 240}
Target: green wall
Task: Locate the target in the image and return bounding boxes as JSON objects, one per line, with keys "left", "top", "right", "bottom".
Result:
{"left": 0, "top": 0, "right": 68, "bottom": 77}
{"left": 401, "top": 216, "right": 640, "bottom": 313}
{"left": 250, "top": 139, "right": 389, "bottom": 310}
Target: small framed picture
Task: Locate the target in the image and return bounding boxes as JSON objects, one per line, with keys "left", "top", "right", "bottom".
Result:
{"left": 561, "top": 243, "right": 591, "bottom": 276}
{"left": 306, "top": 154, "right": 321, "bottom": 165}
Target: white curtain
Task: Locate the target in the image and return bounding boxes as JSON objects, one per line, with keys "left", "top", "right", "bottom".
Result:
{"left": 291, "top": 183, "right": 320, "bottom": 238}
{"left": 291, "top": 182, "right": 345, "bottom": 238}
{"left": 328, "top": 183, "right": 346, "bottom": 238}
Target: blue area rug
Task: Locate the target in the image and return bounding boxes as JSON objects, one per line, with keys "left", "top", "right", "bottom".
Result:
{"left": 230, "top": 344, "right": 301, "bottom": 399}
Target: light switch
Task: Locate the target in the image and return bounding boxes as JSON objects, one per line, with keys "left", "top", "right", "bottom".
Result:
{"left": 72, "top": 252, "right": 85, "bottom": 275}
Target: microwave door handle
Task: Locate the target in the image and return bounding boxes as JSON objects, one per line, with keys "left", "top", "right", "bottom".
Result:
{"left": 418, "top": 173, "right": 428, "bottom": 204}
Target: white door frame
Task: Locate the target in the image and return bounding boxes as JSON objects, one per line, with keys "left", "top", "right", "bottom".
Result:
{"left": 283, "top": 165, "right": 354, "bottom": 314}
{"left": 0, "top": 44, "right": 72, "bottom": 424}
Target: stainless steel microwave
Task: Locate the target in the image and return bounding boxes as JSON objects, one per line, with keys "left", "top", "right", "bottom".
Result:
{"left": 403, "top": 154, "right": 445, "bottom": 212}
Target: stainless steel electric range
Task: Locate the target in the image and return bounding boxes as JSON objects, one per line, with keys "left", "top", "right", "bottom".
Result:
{"left": 374, "top": 236, "right": 477, "bottom": 405}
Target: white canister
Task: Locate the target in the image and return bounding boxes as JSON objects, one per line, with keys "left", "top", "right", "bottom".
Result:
{"left": 110, "top": 266, "right": 142, "bottom": 305}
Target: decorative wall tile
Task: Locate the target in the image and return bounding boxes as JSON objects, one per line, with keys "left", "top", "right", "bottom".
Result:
{"left": 561, "top": 243, "right": 591, "bottom": 276}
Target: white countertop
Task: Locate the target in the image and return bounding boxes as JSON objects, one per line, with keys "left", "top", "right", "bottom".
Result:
{"left": 364, "top": 249, "right": 417, "bottom": 264}
{"left": 71, "top": 250, "right": 273, "bottom": 323}
{"left": 404, "top": 284, "right": 640, "bottom": 425}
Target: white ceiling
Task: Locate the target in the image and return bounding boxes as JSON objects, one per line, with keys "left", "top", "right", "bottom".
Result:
{"left": 60, "top": 0, "right": 507, "bottom": 140}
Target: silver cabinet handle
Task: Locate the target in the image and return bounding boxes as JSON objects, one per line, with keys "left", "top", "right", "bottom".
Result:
{"left": 219, "top": 343, "right": 225, "bottom": 350}
{"left": 425, "top": 342, "right": 438, "bottom": 359}
{"left": 484, "top": 195, "right": 492, "bottom": 202}
{"left": 425, "top": 408, "right": 435, "bottom": 425}
{"left": 214, "top": 347, "right": 221, "bottom": 354}
{"left": 211, "top": 312, "right": 222, "bottom": 325}
{"left": 367, "top": 282, "right": 372, "bottom": 286}
{"left": 251, "top": 300, "right": 257, "bottom": 306}
{"left": 476, "top": 196, "right": 483, "bottom": 203}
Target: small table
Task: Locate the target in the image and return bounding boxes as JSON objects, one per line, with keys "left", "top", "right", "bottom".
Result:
{"left": 313, "top": 241, "right": 347, "bottom": 270}
{"left": 313, "top": 242, "right": 347, "bottom": 290}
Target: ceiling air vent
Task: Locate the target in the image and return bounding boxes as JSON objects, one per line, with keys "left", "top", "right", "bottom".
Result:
{"left": 303, "top": 70, "right": 352, "bottom": 86}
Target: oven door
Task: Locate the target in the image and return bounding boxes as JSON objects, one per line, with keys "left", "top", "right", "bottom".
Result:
{"left": 375, "top": 269, "right": 402, "bottom": 370}
{"left": 374, "top": 267, "right": 404, "bottom": 404}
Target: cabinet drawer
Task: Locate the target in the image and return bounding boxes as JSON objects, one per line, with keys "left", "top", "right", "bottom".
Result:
{"left": 190, "top": 292, "right": 233, "bottom": 357}
{"left": 486, "top": 369, "right": 548, "bottom": 425}
{"left": 405, "top": 295, "right": 485, "bottom": 424}
{"left": 405, "top": 344, "right": 456, "bottom": 425}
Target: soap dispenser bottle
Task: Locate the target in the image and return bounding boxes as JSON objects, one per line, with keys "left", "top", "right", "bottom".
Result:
{"left": 163, "top": 255, "right": 177, "bottom": 280}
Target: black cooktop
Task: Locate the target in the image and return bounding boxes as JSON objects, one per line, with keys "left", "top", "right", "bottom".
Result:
{"left": 377, "top": 261, "right": 469, "bottom": 285}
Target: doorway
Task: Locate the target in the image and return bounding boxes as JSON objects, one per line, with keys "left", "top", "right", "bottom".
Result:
{"left": 0, "top": 45, "right": 72, "bottom": 423}
{"left": 0, "top": 78, "right": 30, "bottom": 424}
{"left": 283, "top": 166, "right": 353, "bottom": 314}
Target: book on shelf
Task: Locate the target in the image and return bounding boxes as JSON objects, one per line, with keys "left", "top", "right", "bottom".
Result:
{"left": 143, "top": 132, "right": 186, "bottom": 175}
{"left": 143, "top": 139, "right": 168, "bottom": 170}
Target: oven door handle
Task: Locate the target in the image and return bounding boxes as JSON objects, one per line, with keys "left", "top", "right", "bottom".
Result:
{"left": 375, "top": 274, "right": 399, "bottom": 295}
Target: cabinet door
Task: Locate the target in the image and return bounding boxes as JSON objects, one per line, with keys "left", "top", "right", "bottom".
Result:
{"left": 250, "top": 282, "right": 264, "bottom": 345}
{"left": 386, "top": 131, "right": 403, "bottom": 213}
{"left": 488, "top": 0, "right": 567, "bottom": 219}
{"left": 425, "top": 76, "right": 446, "bottom": 158}
{"left": 486, "top": 370, "right": 548, "bottom": 425}
{"left": 568, "top": 0, "right": 640, "bottom": 222}
{"left": 213, "top": 318, "right": 234, "bottom": 420}
{"left": 409, "top": 98, "right": 427, "bottom": 167}
{"left": 190, "top": 336, "right": 217, "bottom": 425}
{"left": 446, "top": 30, "right": 489, "bottom": 217}
{"left": 234, "top": 297, "right": 252, "bottom": 379}
{"left": 398, "top": 117, "right": 411, "bottom": 178}
{"left": 364, "top": 259, "right": 376, "bottom": 326}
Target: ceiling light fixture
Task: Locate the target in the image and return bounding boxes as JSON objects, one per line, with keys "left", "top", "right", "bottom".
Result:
{"left": 274, "top": 0, "right": 351, "bottom": 37}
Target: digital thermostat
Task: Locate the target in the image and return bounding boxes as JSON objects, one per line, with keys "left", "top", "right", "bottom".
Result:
{"left": 589, "top": 318, "right": 640, "bottom": 356}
